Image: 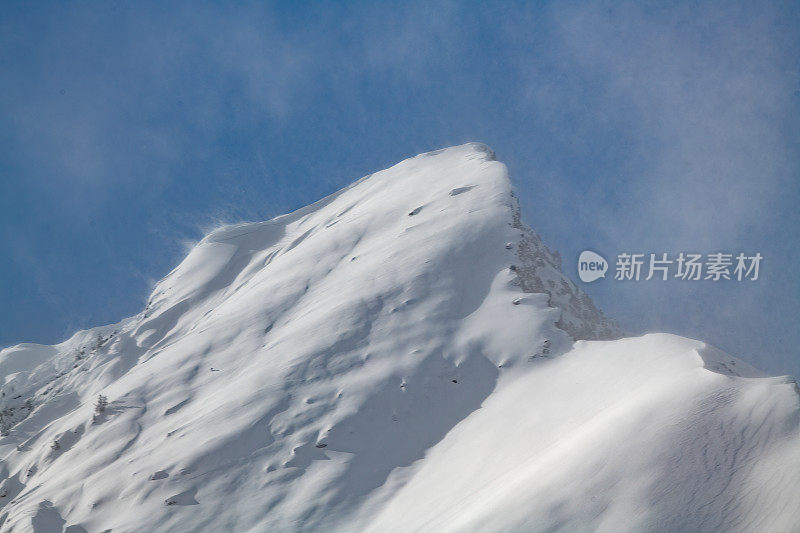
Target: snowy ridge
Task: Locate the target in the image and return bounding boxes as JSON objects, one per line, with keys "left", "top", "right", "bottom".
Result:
{"left": 0, "top": 144, "right": 798, "bottom": 532}
{"left": 365, "top": 334, "right": 800, "bottom": 532}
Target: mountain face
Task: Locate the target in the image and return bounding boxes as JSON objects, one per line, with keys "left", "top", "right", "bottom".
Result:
{"left": 0, "top": 144, "right": 797, "bottom": 532}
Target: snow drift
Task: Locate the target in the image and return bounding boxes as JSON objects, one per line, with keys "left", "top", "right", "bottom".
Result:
{"left": 0, "top": 144, "right": 797, "bottom": 532}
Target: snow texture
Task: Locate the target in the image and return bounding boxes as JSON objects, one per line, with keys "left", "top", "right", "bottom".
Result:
{"left": 0, "top": 144, "right": 797, "bottom": 532}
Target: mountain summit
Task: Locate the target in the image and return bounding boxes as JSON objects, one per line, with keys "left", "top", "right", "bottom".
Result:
{"left": 1, "top": 144, "right": 797, "bottom": 532}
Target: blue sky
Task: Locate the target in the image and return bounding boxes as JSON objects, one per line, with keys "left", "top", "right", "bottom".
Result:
{"left": 1, "top": 1, "right": 798, "bottom": 376}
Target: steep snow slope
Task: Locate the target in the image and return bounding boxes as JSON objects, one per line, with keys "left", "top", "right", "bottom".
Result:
{"left": 365, "top": 335, "right": 800, "bottom": 532}
{"left": 0, "top": 144, "right": 797, "bottom": 532}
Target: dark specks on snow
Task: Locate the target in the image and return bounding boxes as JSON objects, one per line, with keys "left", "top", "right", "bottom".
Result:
{"left": 449, "top": 186, "right": 475, "bottom": 196}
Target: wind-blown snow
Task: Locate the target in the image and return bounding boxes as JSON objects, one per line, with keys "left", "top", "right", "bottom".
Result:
{"left": 0, "top": 144, "right": 797, "bottom": 532}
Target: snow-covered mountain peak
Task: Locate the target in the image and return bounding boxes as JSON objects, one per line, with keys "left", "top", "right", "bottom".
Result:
{"left": 1, "top": 145, "right": 797, "bottom": 532}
